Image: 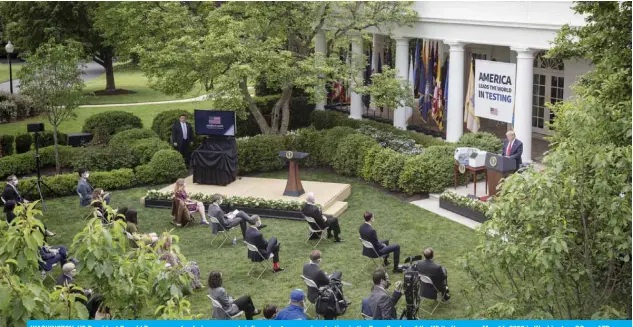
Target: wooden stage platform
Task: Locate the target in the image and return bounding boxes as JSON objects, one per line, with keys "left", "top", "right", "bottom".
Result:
{"left": 158, "top": 176, "right": 351, "bottom": 217}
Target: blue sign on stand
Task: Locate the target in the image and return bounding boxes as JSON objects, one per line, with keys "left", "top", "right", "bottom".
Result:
{"left": 27, "top": 320, "right": 633, "bottom": 327}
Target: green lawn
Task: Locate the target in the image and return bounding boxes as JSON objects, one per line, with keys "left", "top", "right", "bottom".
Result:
{"left": 0, "top": 62, "right": 22, "bottom": 83}
{"left": 37, "top": 169, "right": 477, "bottom": 319}
{"left": 0, "top": 99, "right": 213, "bottom": 135}
{"left": 82, "top": 64, "right": 205, "bottom": 105}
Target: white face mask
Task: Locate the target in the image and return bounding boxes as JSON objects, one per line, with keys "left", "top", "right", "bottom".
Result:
{"left": 84, "top": 173, "right": 90, "bottom": 179}
{"left": 69, "top": 269, "right": 77, "bottom": 277}
{"left": 12, "top": 180, "right": 18, "bottom": 186}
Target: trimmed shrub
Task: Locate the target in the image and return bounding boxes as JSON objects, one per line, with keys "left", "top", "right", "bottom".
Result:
{"left": 82, "top": 111, "right": 143, "bottom": 135}
{"left": 332, "top": 133, "right": 376, "bottom": 176}
{"left": 37, "top": 131, "right": 68, "bottom": 147}
{"left": 0, "top": 100, "right": 18, "bottom": 122}
{"left": 151, "top": 109, "right": 191, "bottom": 142}
{"left": 319, "top": 126, "right": 357, "bottom": 166}
{"left": 19, "top": 168, "right": 136, "bottom": 199}
{"left": 0, "top": 93, "right": 42, "bottom": 122}
{"left": 0, "top": 134, "right": 15, "bottom": 156}
{"left": 14, "top": 133, "right": 33, "bottom": 154}
{"left": 135, "top": 149, "right": 187, "bottom": 184}
{"left": 236, "top": 135, "right": 285, "bottom": 174}
{"left": 130, "top": 138, "right": 172, "bottom": 165}
{"left": 284, "top": 127, "right": 323, "bottom": 168}
{"left": 89, "top": 126, "right": 110, "bottom": 146}
{"left": 370, "top": 148, "right": 397, "bottom": 184}
{"left": 71, "top": 146, "right": 136, "bottom": 172}
{"left": 361, "top": 144, "right": 383, "bottom": 181}
{"left": 110, "top": 128, "right": 158, "bottom": 149}
{"left": 457, "top": 132, "right": 503, "bottom": 153}
{"left": 380, "top": 151, "right": 407, "bottom": 191}
{"left": 398, "top": 145, "right": 457, "bottom": 194}
{"left": 309, "top": 110, "right": 349, "bottom": 130}
{"left": 0, "top": 145, "right": 77, "bottom": 179}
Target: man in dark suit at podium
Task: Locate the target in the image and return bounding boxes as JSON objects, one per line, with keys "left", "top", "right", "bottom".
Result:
{"left": 172, "top": 114, "right": 194, "bottom": 166}
{"left": 502, "top": 131, "right": 523, "bottom": 168}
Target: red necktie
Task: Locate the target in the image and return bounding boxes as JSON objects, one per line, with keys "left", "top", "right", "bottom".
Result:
{"left": 506, "top": 142, "right": 512, "bottom": 156}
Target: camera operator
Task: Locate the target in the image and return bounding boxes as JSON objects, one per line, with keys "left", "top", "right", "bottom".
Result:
{"left": 366, "top": 268, "right": 403, "bottom": 320}
{"left": 413, "top": 248, "right": 450, "bottom": 302}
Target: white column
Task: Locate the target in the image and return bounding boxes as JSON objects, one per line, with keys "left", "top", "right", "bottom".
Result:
{"left": 314, "top": 30, "right": 327, "bottom": 110}
{"left": 444, "top": 41, "right": 465, "bottom": 142}
{"left": 511, "top": 47, "right": 535, "bottom": 163}
{"left": 393, "top": 37, "right": 410, "bottom": 130}
{"left": 349, "top": 33, "right": 364, "bottom": 120}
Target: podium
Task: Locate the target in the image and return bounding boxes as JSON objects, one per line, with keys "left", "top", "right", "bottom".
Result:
{"left": 485, "top": 153, "right": 517, "bottom": 196}
{"left": 279, "top": 151, "right": 309, "bottom": 197}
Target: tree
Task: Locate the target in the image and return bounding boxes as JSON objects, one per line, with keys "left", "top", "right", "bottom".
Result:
{"left": 0, "top": 2, "right": 118, "bottom": 91}
{"left": 355, "top": 67, "right": 415, "bottom": 112}
{"left": 460, "top": 2, "right": 631, "bottom": 319}
{"left": 96, "top": 2, "right": 417, "bottom": 134}
{"left": 18, "top": 41, "right": 85, "bottom": 174}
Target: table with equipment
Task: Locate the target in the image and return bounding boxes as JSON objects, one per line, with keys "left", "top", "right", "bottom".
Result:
{"left": 191, "top": 136, "right": 238, "bottom": 186}
{"left": 453, "top": 163, "right": 488, "bottom": 196}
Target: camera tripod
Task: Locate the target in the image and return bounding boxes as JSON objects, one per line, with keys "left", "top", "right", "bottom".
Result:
{"left": 24, "top": 132, "right": 56, "bottom": 211}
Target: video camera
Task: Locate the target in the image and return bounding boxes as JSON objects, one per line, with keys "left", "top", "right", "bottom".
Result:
{"left": 400, "top": 255, "right": 423, "bottom": 320}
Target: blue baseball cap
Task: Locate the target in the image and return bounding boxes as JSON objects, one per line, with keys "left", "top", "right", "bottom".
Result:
{"left": 290, "top": 289, "right": 305, "bottom": 302}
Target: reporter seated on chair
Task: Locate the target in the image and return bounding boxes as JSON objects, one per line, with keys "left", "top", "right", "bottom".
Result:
{"left": 413, "top": 247, "right": 450, "bottom": 302}
{"left": 302, "top": 250, "right": 343, "bottom": 319}
{"left": 245, "top": 215, "right": 284, "bottom": 273}
{"left": 366, "top": 268, "right": 403, "bottom": 320}
{"left": 125, "top": 209, "right": 158, "bottom": 248}
{"left": 173, "top": 178, "right": 210, "bottom": 225}
{"left": 3, "top": 175, "right": 29, "bottom": 204}
{"left": 275, "top": 289, "right": 308, "bottom": 320}
{"left": 77, "top": 168, "right": 111, "bottom": 207}
{"left": 208, "top": 271, "right": 260, "bottom": 320}
{"left": 359, "top": 211, "right": 403, "bottom": 273}
{"left": 208, "top": 193, "right": 262, "bottom": 238}
{"left": 301, "top": 192, "right": 344, "bottom": 242}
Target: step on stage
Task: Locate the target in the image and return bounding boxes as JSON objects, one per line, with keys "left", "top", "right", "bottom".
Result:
{"left": 159, "top": 176, "right": 351, "bottom": 217}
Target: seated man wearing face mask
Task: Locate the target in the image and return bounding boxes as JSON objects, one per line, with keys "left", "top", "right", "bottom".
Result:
{"left": 366, "top": 268, "right": 403, "bottom": 320}
{"left": 56, "top": 262, "right": 105, "bottom": 320}
{"left": 77, "top": 168, "right": 112, "bottom": 207}
{"left": 2, "top": 175, "right": 29, "bottom": 204}
{"left": 208, "top": 194, "right": 265, "bottom": 238}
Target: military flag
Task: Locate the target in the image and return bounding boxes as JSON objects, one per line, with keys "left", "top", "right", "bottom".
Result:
{"left": 464, "top": 59, "right": 480, "bottom": 132}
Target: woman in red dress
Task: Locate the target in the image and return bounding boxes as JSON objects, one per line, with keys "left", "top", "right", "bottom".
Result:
{"left": 174, "top": 178, "right": 210, "bottom": 225}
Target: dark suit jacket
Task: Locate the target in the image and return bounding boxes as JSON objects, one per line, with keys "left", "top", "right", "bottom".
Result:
{"left": 502, "top": 139, "right": 523, "bottom": 167}
{"left": 414, "top": 259, "right": 447, "bottom": 299}
{"left": 56, "top": 274, "right": 73, "bottom": 287}
{"left": 2, "top": 184, "right": 22, "bottom": 203}
{"left": 77, "top": 179, "right": 93, "bottom": 206}
{"left": 366, "top": 286, "right": 402, "bottom": 320}
{"left": 359, "top": 223, "right": 383, "bottom": 258}
{"left": 208, "top": 203, "right": 228, "bottom": 227}
{"left": 171, "top": 121, "right": 193, "bottom": 145}
{"left": 301, "top": 203, "right": 327, "bottom": 230}
{"left": 245, "top": 227, "right": 268, "bottom": 262}
{"left": 302, "top": 263, "right": 330, "bottom": 303}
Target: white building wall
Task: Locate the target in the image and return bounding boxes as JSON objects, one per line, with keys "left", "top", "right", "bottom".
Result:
{"left": 563, "top": 59, "right": 592, "bottom": 100}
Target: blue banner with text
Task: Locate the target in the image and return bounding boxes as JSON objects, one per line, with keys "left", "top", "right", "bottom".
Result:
{"left": 27, "top": 320, "right": 632, "bottom": 327}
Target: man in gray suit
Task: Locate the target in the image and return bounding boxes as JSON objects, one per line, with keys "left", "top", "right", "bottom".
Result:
{"left": 77, "top": 168, "right": 111, "bottom": 207}
{"left": 366, "top": 268, "right": 403, "bottom": 320}
{"left": 208, "top": 194, "right": 264, "bottom": 237}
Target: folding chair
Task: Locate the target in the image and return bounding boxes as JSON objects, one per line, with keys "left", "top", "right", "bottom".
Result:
{"left": 207, "top": 295, "right": 244, "bottom": 320}
{"left": 1, "top": 196, "right": 6, "bottom": 204}
{"left": 300, "top": 275, "right": 319, "bottom": 318}
{"left": 360, "top": 313, "right": 373, "bottom": 320}
{"left": 303, "top": 215, "right": 328, "bottom": 248}
{"left": 244, "top": 241, "right": 273, "bottom": 279}
{"left": 418, "top": 274, "right": 448, "bottom": 316}
{"left": 359, "top": 238, "right": 389, "bottom": 275}
{"left": 208, "top": 215, "right": 238, "bottom": 248}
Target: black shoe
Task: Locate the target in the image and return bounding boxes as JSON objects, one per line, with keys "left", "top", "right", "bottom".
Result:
{"left": 258, "top": 224, "right": 267, "bottom": 230}
{"left": 273, "top": 267, "right": 285, "bottom": 273}
{"left": 383, "top": 260, "right": 391, "bottom": 267}
{"left": 334, "top": 239, "right": 345, "bottom": 243}
{"left": 327, "top": 234, "right": 333, "bottom": 239}
{"left": 392, "top": 267, "right": 404, "bottom": 273}
{"left": 253, "top": 309, "right": 261, "bottom": 316}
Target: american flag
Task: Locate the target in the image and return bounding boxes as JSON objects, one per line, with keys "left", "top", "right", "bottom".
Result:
{"left": 490, "top": 108, "right": 499, "bottom": 115}
{"left": 209, "top": 116, "right": 221, "bottom": 124}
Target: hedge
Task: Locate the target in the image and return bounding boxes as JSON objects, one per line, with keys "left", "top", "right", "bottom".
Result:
{"left": 0, "top": 92, "right": 42, "bottom": 123}
{"left": 0, "top": 146, "right": 77, "bottom": 179}
{"left": 0, "top": 134, "right": 15, "bottom": 156}
{"left": 236, "top": 135, "right": 285, "bottom": 174}
{"left": 15, "top": 133, "right": 32, "bottom": 154}
{"left": 319, "top": 126, "right": 357, "bottom": 166}
{"left": 331, "top": 133, "right": 376, "bottom": 176}
{"left": 151, "top": 109, "right": 191, "bottom": 143}
{"left": 398, "top": 145, "right": 458, "bottom": 194}
{"left": 109, "top": 128, "right": 158, "bottom": 148}
{"left": 284, "top": 127, "right": 323, "bottom": 168}
{"left": 37, "top": 131, "right": 68, "bottom": 147}
{"left": 130, "top": 138, "right": 172, "bottom": 165}
{"left": 19, "top": 168, "right": 137, "bottom": 199}
{"left": 457, "top": 132, "right": 503, "bottom": 153}
{"left": 71, "top": 145, "right": 137, "bottom": 172}
{"left": 83, "top": 111, "right": 143, "bottom": 135}
{"left": 135, "top": 149, "right": 187, "bottom": 184}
